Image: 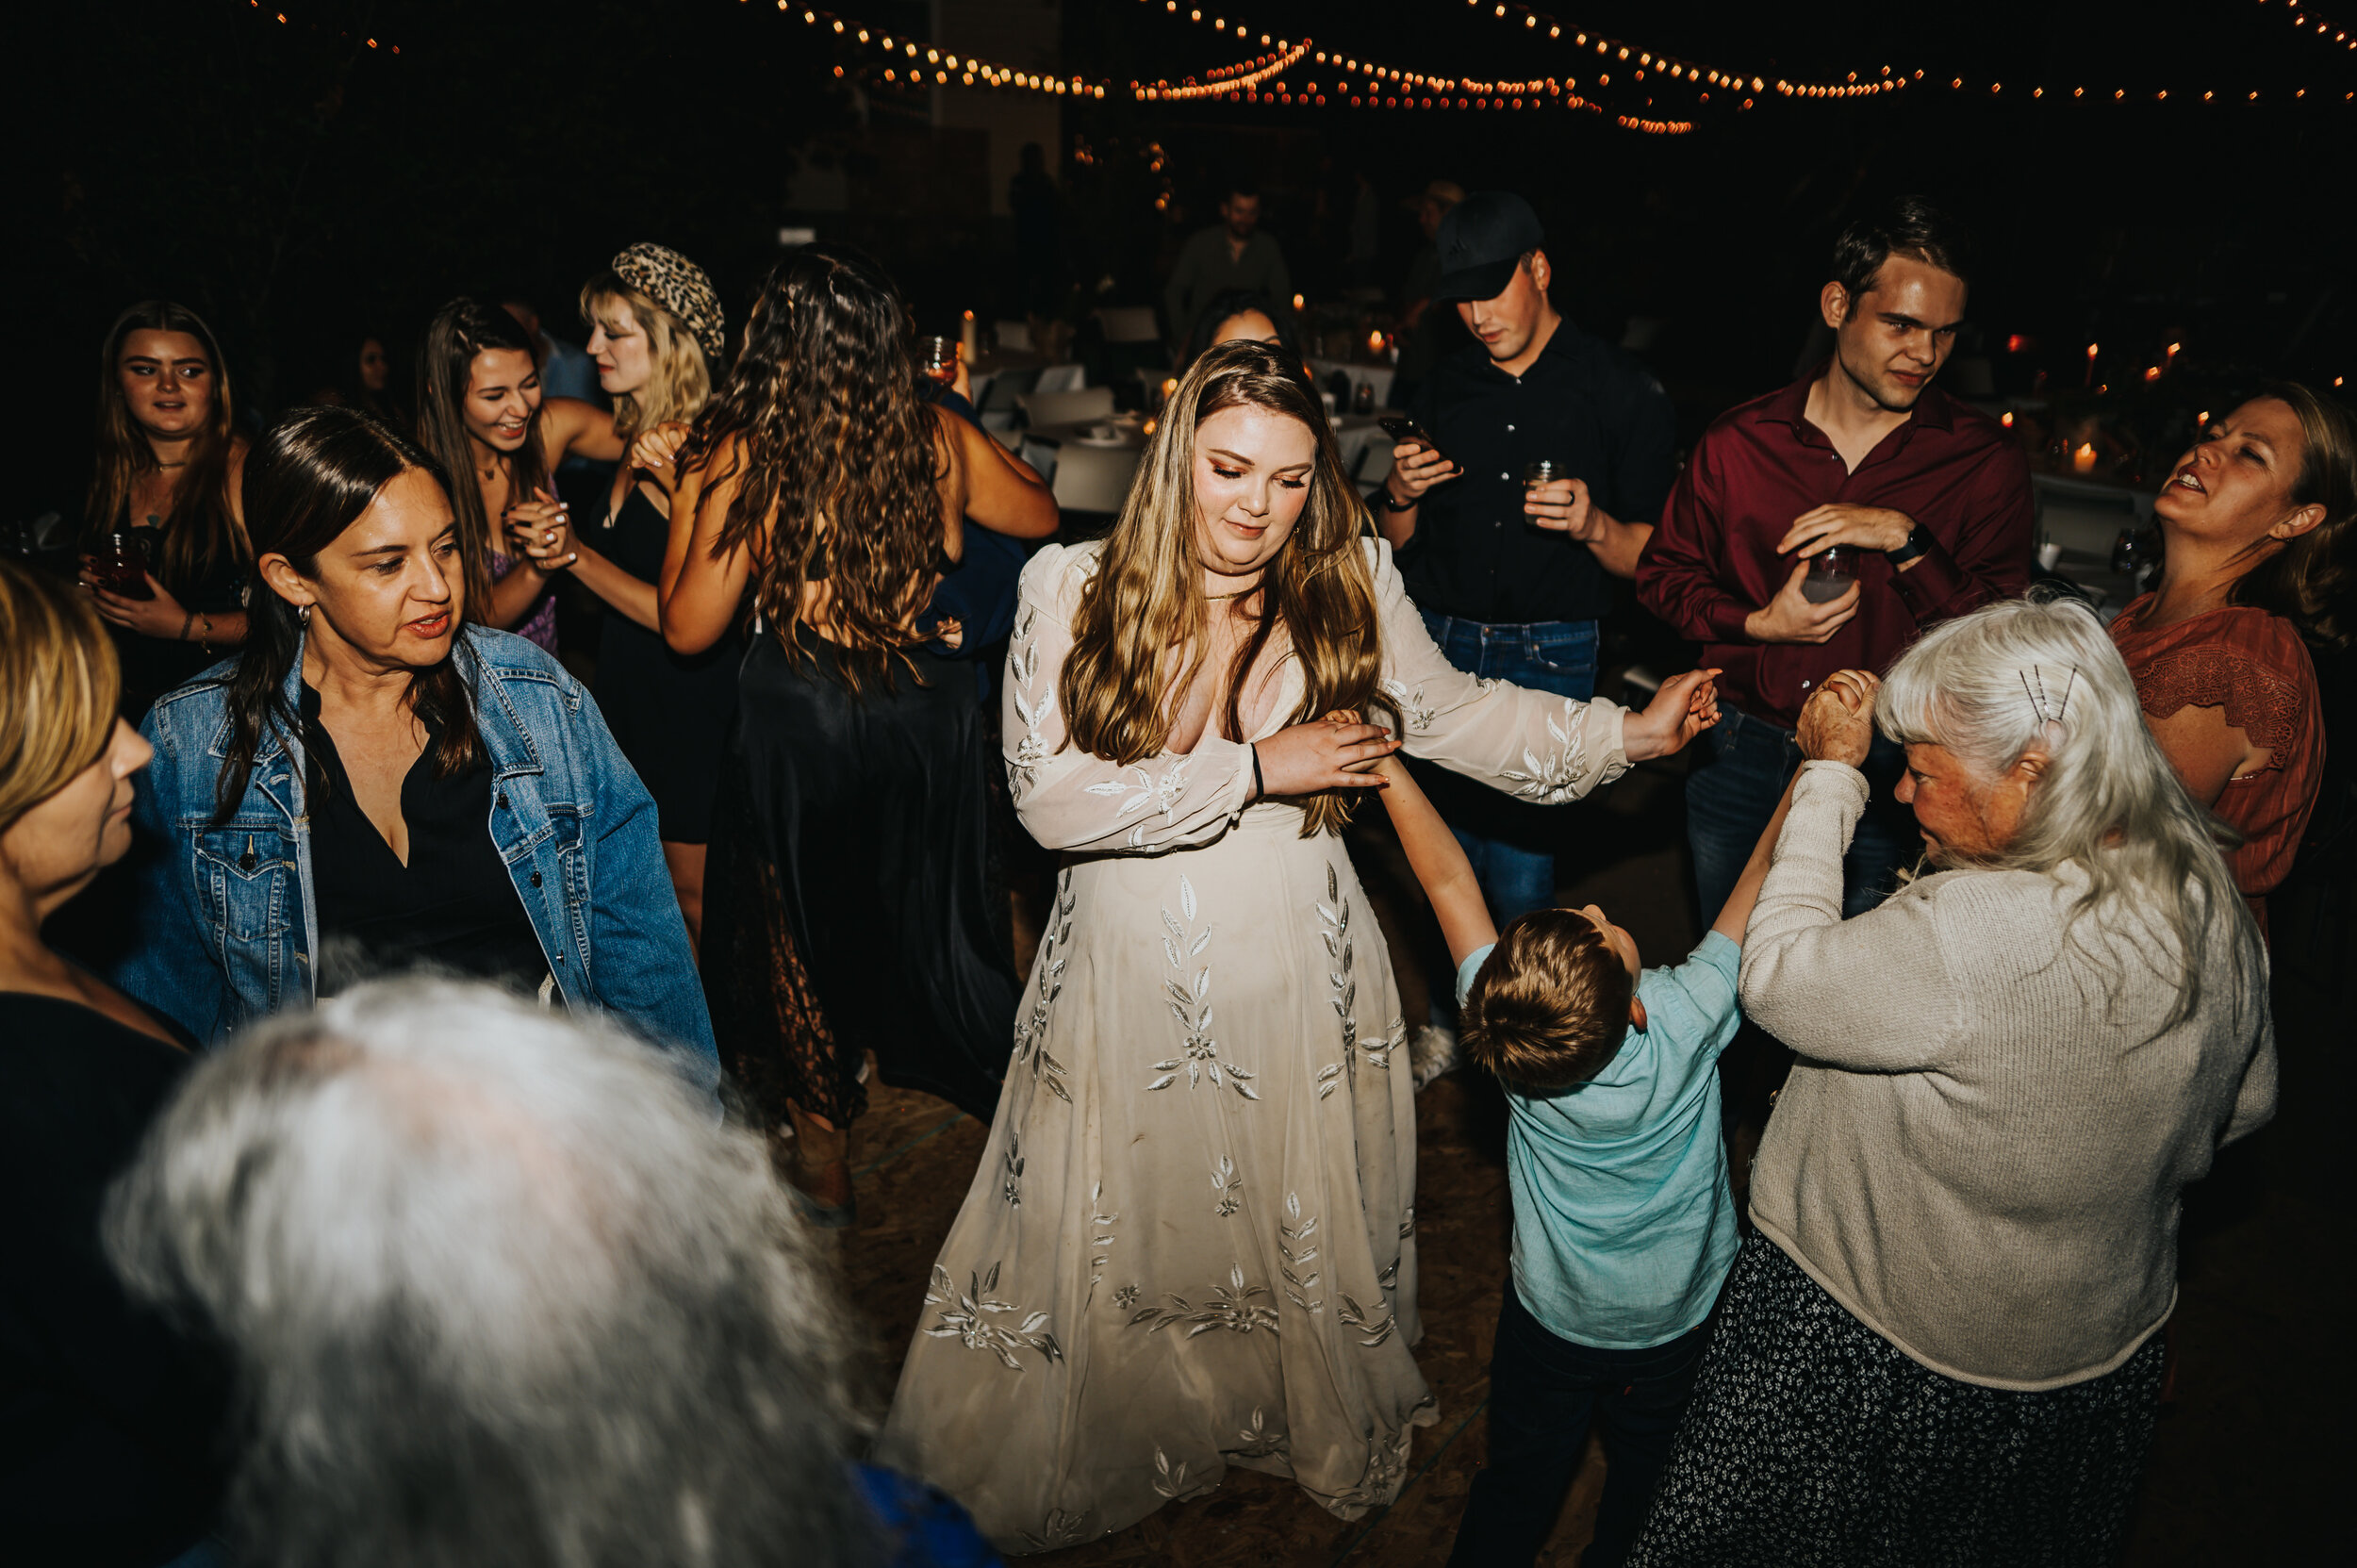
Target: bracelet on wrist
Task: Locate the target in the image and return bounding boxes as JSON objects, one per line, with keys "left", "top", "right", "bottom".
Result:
{"left": 178, "top": 610, "right": 197, "bottom": 642}
{"left": 1378, "top": 488, "right": 1417, "bottom": 513}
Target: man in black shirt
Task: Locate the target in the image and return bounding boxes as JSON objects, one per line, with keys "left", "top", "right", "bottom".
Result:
{"left": 1376, "top": 191, "right": 1674, "bottom": 957}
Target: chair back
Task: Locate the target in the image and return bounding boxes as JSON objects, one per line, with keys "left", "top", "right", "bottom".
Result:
{"left": 1019, "top": 387, "right": 1116, "bottom": 426}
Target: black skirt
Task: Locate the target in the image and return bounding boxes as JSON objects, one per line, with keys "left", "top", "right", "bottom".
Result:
{"left": 590, "top": 487, "right": 740, "bottom": 845}
{"left": 1627, "top": 1231, "right": 2164, "bottom": 1567}
{"left": 701, "top": 626, "right": 1017, "bottom": 1126}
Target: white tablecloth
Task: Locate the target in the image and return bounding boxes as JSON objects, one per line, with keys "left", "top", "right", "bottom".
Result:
{"left": 1026, "top": 420, "right": 1148, "bottom": 515}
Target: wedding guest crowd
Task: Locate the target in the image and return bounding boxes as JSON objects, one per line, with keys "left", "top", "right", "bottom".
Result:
{"left": 17, "top": 187, "right": 2350, "bottom": 1568}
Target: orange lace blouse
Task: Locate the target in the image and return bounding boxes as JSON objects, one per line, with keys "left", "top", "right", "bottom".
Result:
{"left": 2110, "top": 595, "right": 2325, "bottom": 933}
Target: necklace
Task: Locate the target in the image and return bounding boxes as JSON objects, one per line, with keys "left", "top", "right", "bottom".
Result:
{"left": 153, "top": 459, "right": 188, "bottom": 470}
{"left": 1205, "top": 582, "right": 1261, "bottom": 602}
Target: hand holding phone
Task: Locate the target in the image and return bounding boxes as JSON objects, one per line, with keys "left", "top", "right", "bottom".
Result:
{"left": 1380, "top": 417, "right": 1459, "bottom": 503}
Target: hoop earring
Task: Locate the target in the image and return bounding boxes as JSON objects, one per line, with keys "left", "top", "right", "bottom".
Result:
{"left": 298, "top": 604, "right": 312, "bottom": 627}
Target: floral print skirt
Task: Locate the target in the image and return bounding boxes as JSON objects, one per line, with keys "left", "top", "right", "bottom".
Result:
{"left": 874, "top": 802, "right": 1438, "bottom": 1551}
{"left": 1628, "top": 1232, "right": 2165, "bottom": 1567}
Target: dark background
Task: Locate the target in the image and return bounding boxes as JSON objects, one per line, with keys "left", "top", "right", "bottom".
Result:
{"left": 16, "top": 0, "right": 2353, "bottom": 517}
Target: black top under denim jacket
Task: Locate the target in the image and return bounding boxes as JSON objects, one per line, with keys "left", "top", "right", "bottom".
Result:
{"left": 298, "top": 683, "right": 549, "bottom": 996}
{"left": 1399, "top": 322, "right": 1677, "bottom": 624}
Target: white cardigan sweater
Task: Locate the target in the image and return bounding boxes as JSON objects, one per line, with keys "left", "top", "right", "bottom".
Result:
{"left": 1740, "top": 762, "right": 2276, "bottom": 1390}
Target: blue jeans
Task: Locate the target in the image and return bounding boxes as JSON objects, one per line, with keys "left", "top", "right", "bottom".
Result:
{"left": 1415, "top": 613, "right": 1598, "bottom": 924}
{"left": 1685, "top": 704, "right": 1916, "bottom": 923}
{"left": 1446, "top": 1289, "right": 1710, "bottom": 1568}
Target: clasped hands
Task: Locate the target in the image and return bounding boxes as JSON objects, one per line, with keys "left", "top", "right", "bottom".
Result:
{"left": 1743, "top": 503, "right": 1914, "bottom": 646}
{"left": 505, "top": 487, "right": 577, "bottom": 574}
{"left": 1255, "top": 668, "right": 1723, "bottom": 800}
{"left": 1796, "top": 669, "right": 1881, "bottom": 767}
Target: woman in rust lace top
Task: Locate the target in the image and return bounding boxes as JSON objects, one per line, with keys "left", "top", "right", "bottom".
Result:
{"left": 2113, "top": 383, "right": 2354, "bottom": 933}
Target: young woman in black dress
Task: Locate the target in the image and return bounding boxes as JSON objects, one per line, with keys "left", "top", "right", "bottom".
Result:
{"left": 79, "top": 300, "right": 252, "bottom": 718}
{"left": 0, "top": 561, "right": 224, "bottom": 1566}
{"left": 655, "top": 245, "right": 1059, "bottom": 1222}
{"left": 517, "top": 245, "right": 734, "bottom": 947}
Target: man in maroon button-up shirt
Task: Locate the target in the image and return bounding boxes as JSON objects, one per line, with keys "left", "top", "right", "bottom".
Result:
{"left": 1638, "top": 197, "right": 2033, "bottom": 917}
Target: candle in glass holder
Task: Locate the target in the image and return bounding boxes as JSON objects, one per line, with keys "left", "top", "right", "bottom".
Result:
{"left": 2072, "top": 441, "right": 2098, "bottom": 474}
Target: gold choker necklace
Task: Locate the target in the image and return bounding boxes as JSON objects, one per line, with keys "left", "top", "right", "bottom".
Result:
{"left": 1205, "top": 583, "right": 1260, "bottom": 602}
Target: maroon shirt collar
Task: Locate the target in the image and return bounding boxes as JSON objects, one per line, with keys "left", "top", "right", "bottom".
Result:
{"left": 1750, "top": 362, "right": 1957, "bottom": 446}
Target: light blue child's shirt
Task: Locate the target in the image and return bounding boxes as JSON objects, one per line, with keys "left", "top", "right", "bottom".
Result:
{"left": 1456, "top": 930, "right": 1743, "bottom": 1349}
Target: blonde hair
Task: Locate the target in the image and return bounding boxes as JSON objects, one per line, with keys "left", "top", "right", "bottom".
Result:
{"left": 0, "top": 561, "right": 123, "bottom": 834}
{"left": 1060, "top": 339, "right": 1384, "bottom": 837}
{"left": 1459, "top": 910, "right": 1634, "bottom": 1090}
{"left": 579, "top": 278, "right": 713, "bottom": 439}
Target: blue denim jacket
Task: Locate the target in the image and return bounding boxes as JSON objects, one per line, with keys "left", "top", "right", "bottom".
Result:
{"left": 116, "top": 628, "right": 719, "bottom": 1086}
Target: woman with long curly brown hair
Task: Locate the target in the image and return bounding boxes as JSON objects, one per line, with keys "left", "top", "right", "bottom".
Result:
{"left": 78, "top": 300, "right": 252, "bottom": 717}
{"left": 657, "top": 244, "right": 1057, "bottom": 1219}
{"left": 876, "top": 338, "right": 1722, "bottom": 1552}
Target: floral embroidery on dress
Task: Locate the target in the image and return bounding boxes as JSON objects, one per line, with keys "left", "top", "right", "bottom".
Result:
{"left": 1279, "top": 1192, "right": 1324, "bottom": 1313}
{"left": 1150, "top": 1445, "right": 1196, "bottom": 1500}
{"left": 1379, "top": 677, "right": 1438, "bottom": 734}
{"left": 1011, "top": 872, "right": 1076, "bottom": 1104}
{"left": 1014, "top": 1509, "right": 1093, "bottom": 1551}
{"left": 1337, "top": 1290, "right": 1399, "bottom": 1347}
{"left": 1007, "top": 607, "right": 1053, "bottom": 801}
{"left": 1232, "top": 1407, "right": 1289, "bottom": 1459}
{"left": 1001, "top": 1130, "right": 1025, "bottom": 1206}
{"left": 1088, "top": 1184, "right": 1119, "bottom": 1305}
{"left": 1085, "top": 760, "right": 1196, "bottom": 850}
{"left": 1315, "top": 863, "right": 1359, "bottom": 1103}
{"left": 1504, "top": 700, "right": 1598, "bottom": 803}
{"left": 1399, "top": 1205, "right": 1416, "bottom": 1239}
{"left": 1331, "top": 1427, "right": 1413, "bottom": 1511}
{"left": 919, "top": 1263, "right": 1066, "bottom": 1371}
{"left": 1128, "top": 1264, "right": 1282, "bottom": 1337}
{"left": 1146, "top": 876, "right": 1260, "bottom": 1099}
{"left": 1211, "top": 1155, "right": 1244, "bottom": 1217}
{"left": 1364, "top": 1015, "right": 1403, "bottom": 1074}
{"left": 1112, "top": 1282, "right": 1141, "bottom": 1312}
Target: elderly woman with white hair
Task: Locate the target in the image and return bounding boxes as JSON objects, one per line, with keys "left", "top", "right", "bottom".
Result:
{"left": 1629, "top": 597, "right": 2277, "bottom": 1567}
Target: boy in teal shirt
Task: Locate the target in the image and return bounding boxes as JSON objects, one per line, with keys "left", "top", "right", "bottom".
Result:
{"left": 1372, "top": 746, "right": 1793, "bottom": 1568}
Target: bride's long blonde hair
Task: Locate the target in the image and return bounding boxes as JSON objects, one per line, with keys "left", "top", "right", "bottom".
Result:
{"left": 1060, "top": 339, "right": 1385, "bottom": 837}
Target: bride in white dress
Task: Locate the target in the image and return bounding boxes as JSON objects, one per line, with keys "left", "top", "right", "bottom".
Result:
{"left": 876, "top": 341, "right": 1718, "bottom": 1550}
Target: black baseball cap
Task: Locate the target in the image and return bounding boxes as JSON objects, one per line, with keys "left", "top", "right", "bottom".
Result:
{"left": 1434, "top": 191, "right": 1545, "bottom": 303}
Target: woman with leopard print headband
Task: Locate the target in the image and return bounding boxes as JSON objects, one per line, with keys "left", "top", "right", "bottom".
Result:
{"left": 510, "top": 244, "right": 735, "bottom": 949}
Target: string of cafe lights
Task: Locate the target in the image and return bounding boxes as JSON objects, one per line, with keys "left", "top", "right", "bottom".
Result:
{"left": 1131, "top": 3, "right": 1697, "bottom": 129}
{"left": 769, "top": 5, "right": 1111, "bottom": 99}
{"left": 240, "top": 1, "right": 401, "bottom": 54}
{"left": 1455, "top": 1, "right": 1899, "bottom": 103}
{"left": 2252, "top": 0, "right": 2356, "bottom": 51}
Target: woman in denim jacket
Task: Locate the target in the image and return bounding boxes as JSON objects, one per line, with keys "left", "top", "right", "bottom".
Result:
{"left": 115, "top": 406, "right": 717, "bottom": 1090}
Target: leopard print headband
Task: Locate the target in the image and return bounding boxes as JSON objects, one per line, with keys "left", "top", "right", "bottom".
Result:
{"left": 610, "top": 242, "right": 726, "bottom": 364}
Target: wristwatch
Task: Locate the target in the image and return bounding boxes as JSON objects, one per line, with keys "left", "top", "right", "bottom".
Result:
{"left": 1378, "top": 488, "right": 1417, "bottom": 512}
{"left": 1886, "top": 524, "right": 1933, "bottom": 565}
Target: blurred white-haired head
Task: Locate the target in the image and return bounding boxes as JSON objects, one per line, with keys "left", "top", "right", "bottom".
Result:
{"left": 106, "top": 978, "right": 882, "bottom": 1568}
{"left": 1876, "top": 593, "right": 2261, "bottom": 1028}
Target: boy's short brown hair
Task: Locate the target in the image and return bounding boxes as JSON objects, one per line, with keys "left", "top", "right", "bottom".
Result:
{"left": 1459, "top": 909, "right": 1635, "bottom": 1091}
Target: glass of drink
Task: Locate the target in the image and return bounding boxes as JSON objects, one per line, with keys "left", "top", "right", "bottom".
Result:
{"left": 1803, "top": 545, "right": 1860, "bottom": 603}
{"left": 88, "top": 532, "right": 155, "bottom": 599}
{"left": 917, "top": 336, "right": 959, "bottom": 387}
{"left": 1523, "top": 458, "right": 1563, "bottom": 491}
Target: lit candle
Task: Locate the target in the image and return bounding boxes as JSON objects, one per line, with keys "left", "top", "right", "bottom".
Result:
{"left": 1292, "top": 293, "right": 1305, "bottom": 312}
{"left": 1367, "top": 329, "right": 1385, "bottom": 354}
{"left": 2072, "top": 441, "right": 2098, "bottom": 474}
{"left": 961, "top": 309, "right": 978, "bottom": 365}
{"left": 2084, "top": 342, "right": 2098, "bottom": 388}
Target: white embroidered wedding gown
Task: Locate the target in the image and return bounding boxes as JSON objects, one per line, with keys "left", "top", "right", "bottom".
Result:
{"left": 875, "top": 538, "right": 1634, "bottom": 1550}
